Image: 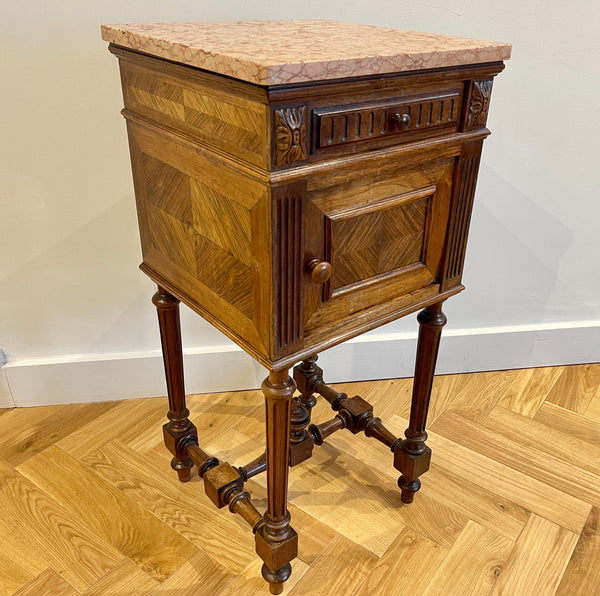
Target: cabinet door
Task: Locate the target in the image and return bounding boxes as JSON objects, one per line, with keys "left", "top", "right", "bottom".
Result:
{"left": 303, "top": 151, "right": 456, "bottom": 341}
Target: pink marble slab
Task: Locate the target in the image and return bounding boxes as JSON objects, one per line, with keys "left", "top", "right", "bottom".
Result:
{"left": 101, "top": 20, "right": 511, "bottom": 86}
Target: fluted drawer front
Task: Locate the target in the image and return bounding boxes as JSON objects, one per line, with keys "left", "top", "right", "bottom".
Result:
{"left": 313, "top": 88, "right": 461, "bottom": 152}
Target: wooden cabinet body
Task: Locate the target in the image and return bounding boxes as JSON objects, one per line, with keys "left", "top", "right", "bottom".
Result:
{"left": 114, "top": 45, "right": 502, "bottom": 369}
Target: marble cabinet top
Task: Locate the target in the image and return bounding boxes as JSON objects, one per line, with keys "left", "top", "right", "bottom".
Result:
{"left": 101, "top": 20, "right": 511, "bottom": 86}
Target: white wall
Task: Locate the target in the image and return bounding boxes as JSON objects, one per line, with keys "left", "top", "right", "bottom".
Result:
{"left": 1, "top": 1, "right": 599, "bottom": 406}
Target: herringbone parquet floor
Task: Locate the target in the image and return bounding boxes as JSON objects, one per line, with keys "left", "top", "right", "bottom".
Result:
{"left": 0, "top": 364, "right": 598, "bottom": 595}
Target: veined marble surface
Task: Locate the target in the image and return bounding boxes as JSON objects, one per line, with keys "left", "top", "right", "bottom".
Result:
{"left": 101, "top": 20, "right": 511, "bottom": 86}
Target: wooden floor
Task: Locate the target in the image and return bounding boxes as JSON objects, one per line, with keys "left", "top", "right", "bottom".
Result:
{"left": 0, "top": 364, "right": 598, "bottom": 596}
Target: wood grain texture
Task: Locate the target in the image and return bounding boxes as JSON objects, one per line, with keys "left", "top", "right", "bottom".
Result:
{"left": 355, "top": 528, "right": 448, "bottom": 595}
{"left": 1, "top": 365, "right": 598, "bottom": 595}
{"left": 431, "top": 411, "right": 600, "bottom": 505}
{"left": 421, "top": 521, "right": 514, "bottom": 596}
{"left": 303, "top": 152, "right": 456, "bottom": 338}
{"left": 535, "top": 400, "right": 600, "bottom": 445}
{"left": 287, "top": 535, "right": 377, "bottom": 595}
{"left": 117, "top": 52, "right": 270, "bottom": 169}
{"left": 287, "top": 437, "right": 468, "bottom": 555}
{"left": 490, "top": 515, "right": 579, "bottom": 596}
{"left": 17, "top": 446, "right": 198, "bottom": 582}
{"left": 545, "top": 363, "right": 600, "bottom": 413}
{"left": 12, "top": 569, "right": 79, "bottom": 596}
{"left": 0, "top": 401, "right": 119, "bottom": 467}
{"left": 148, "top": 549, "right": 235, "bottom": 595}
{"left": 498, "top": 366, "right": 564, "bottom": 417}
{"left": 482, "top": 405, "right": 600, "bottom": 474}
{"left": 444, "top": 369, "right": 519, "bottom": 422}
{"left": 555, "top": 507, "right": 600, "bottom": 596}
{"left": 416, "top": 414, "right": 592, "bottom": 533}
{"left": 0, "top": 460, "right": 121, "bottom": 592}
{"left": 0, "top": 541, "right": 45, "bottom": 596}
{"left": 82, "top": 441, "right": 257, "bottom": 574}
{"left": 584, "top": 387, "right": 600, "bottom": 421}
{"left": 83, "top": 559, "right": 159, "bottom": 596}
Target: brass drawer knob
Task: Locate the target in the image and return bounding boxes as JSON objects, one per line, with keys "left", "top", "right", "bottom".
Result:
{"left": 392, "top": 112, "right": 411, "bottom": 129}
{"left": 306, "top": 259, "right": 332, "bottom": 284}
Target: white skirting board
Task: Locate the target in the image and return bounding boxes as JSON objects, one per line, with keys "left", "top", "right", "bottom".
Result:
{"left": 2, "top": 322, "right": 599, "bottom": 408}
{"left": 0, "top": 368, "right": 14, "bottom": 409}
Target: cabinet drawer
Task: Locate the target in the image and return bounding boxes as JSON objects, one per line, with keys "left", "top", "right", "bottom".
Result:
{"left": 312, "top": 87, "right": 462, "bottom": 155}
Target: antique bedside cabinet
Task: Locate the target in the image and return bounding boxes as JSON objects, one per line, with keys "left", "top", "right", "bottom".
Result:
{"left": 102, "top": 20, "right": 510, "bottom": 593}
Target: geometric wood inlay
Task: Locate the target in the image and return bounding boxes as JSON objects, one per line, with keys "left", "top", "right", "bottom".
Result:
{"left": 145, "top": 204, "right": 196, "bottom": 274}
{"left": 327, "top": 193, "right": 430, "bottom": 292}
{"left": 142, "top": 153, "right": 192, "bottom": 225}
{"left": 122, "top": 61, "right": 268, "bottom": 168}
{"left": 191, "top": 180, "right": 252, "bottom": 267}
{"left": 195, "top": 234, "right": 253, "bottom": 319}
{"left": 137, "top": 151, "right": 255, "bottom": 320}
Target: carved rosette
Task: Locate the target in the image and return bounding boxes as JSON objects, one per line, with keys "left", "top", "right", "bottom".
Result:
{"left": 275, "top": 107, "right": 307, "bottom": 165}
{"left": 466, "top": 79, "right": 493, "bottom": 130}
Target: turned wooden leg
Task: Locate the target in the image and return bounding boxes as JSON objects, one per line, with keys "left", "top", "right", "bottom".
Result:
{"left": 152, "top": 286, "right": 197, "bottom": 482}
{"left": 255, "top": 370, "right": 298, "bottom": 595}
{"left": 396, "top": 301, "right": 447, "bottom": 503}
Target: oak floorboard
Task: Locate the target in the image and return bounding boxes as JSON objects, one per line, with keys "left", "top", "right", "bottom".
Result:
{"left": 0, "top": 459, "right": 121, "bottom": 592}
{"left": 431, "top": 411, "right": 600, "bottom": 506}
{"left": 0, "top": 401, "right": 120, "bottom": 467}
{"left": 490, "top": 514, "right": 579, "bottom": 596}
{"left": 82, "top": 559, "right": 159, "bottom": 595}
{"left": 583, "top": 384, "right": 600, "bottom": 421}
{"left": 17, "top": 445, "right": 198, "bottom": 582}
{"left": 445, "top": 369, "right": 519, "bottom": 422}
{"left": 545, "top": 363, "right": 600, "bottom": 414}
{"left": 555, "top": 507, "right": 600, "bottom": 596}
{"left": 56, "top": 397, "right": 168, "bottom": 459}
{"left": 287, "top": 439, "right": 468, "bottom": 555}
{"left": 83, "top": 440, "right": 257, "bottom": 574}
{"left": 288, "top": 535, "right": 378, "bottom": 596}
{"left": 0, "top": 548, "right": 44, "bottom": 596}
{"left": 498, "top": 366, "right": 563, "bottom": 417}
{"left": 534, "top": 401, "right": 600, "bottom": 446}
{"left": 482, "top": 405, "right": 600, "bottom": 474}
{"left": 355, "top": 528, "right": 448, "bottom": 596}
{"left": 11, "top": 569, "right": 79, "bottom": 596}
{"left": 404, "top": 415, "right": 592, "bottom": 534}
{"left": 421, "top": 521, "right": 514, "bottom": 596}
{"left": 148, "top": 549, "right": 235, "bottom": 596}
{"left": 326, "top": 421, "right": 530, "bottom": 542}
{"left": 0, "top": 404, "right": 64, "bottom": 456}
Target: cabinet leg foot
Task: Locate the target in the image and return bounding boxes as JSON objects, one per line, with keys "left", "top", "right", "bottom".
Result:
{"left": 262, "top": 563, "right": 292, "bottom": 594}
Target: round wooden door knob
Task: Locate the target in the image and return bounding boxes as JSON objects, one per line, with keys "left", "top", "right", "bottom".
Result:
{"left": 392, "top": 112, "right": 411, "bottom": 129}
{"left": 306, "top": 259, "right": 332, "bottom": 284}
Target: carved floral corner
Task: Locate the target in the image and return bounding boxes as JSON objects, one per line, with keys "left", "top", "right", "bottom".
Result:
{"left": 466, "top": 79, "right": 493, "bottom": 129}
{"left": 275, "top": 107, "right": 307, "bottom": 165}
